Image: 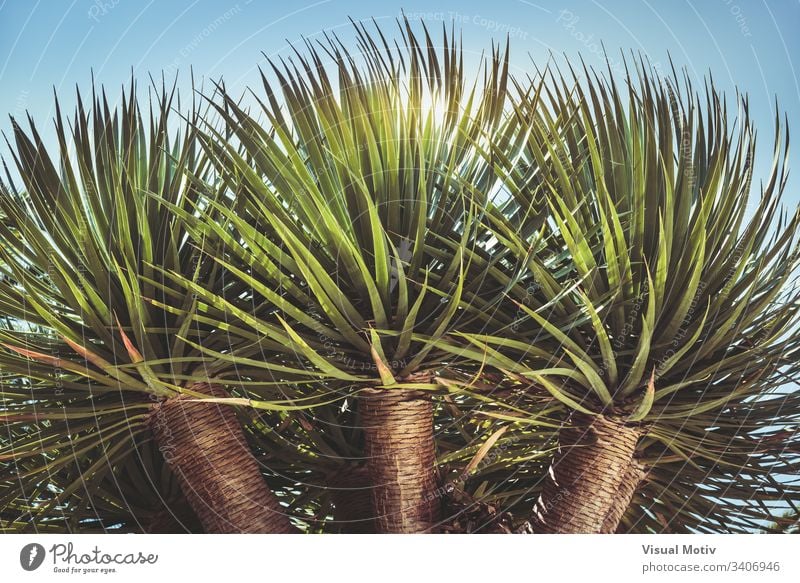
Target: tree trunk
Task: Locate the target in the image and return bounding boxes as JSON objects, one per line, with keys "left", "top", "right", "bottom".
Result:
{"left": 602, "top": 458, "right": 647, "bottom": 533}
{"left": 150, "top": 382, "right": 295, "bottom": 533}
{"left": 360, "top": 389, "right": 440, "bottom": 533}
{"left": 532, "top": 412, "right": 643, "bottom": 533}
{"left": 328, "top": 465, "right": 376, "bottom": 533}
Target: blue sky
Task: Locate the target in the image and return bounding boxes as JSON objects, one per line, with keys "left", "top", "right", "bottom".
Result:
{"left": 1, "top": 0, "right": 798, "bottom": 200}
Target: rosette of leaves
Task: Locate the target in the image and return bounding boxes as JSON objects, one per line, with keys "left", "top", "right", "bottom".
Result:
{"left": 435, "top": 58, "right": 800, "bottom": 533}
{"left": 0, "top": 83, "right": 309, "bottom": 533}
{"left": 159, "top": 19, "right": 527, "bottom": 532}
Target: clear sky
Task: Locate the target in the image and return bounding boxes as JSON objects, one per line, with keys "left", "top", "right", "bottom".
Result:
{"left": 1, "top": 0, "right": 798, "bottom": 201}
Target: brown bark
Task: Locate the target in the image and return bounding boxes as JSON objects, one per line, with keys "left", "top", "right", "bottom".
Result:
{"left": 602, "top": 458, "right": 647, "bottom": 533}
{"left": 328, "top": 465, "right": 376, "bottom": 533}
{"left": 150, "top": 382, "right": 295, "bottom": 533}
{"left": 360, "top": 389, "right": 440, "bottom": 533}
{"left": 532, "top": 412, "right": 642, "bottom": 533}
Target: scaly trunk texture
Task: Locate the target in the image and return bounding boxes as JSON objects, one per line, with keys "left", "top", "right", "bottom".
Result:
{"left": 532, "top": 413, "right": 643, "bottom": 533}
{"left": 360, "top": 389, "right": 440, "bottom": 533}
{"left": 328, "top": 465, "right": 376, "bottom": 533}
{"left": 603, "top": 458, "right": 647, "bottom": 533}
{"left": 150, "top": 382, "right": 295, "bottom": 533}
